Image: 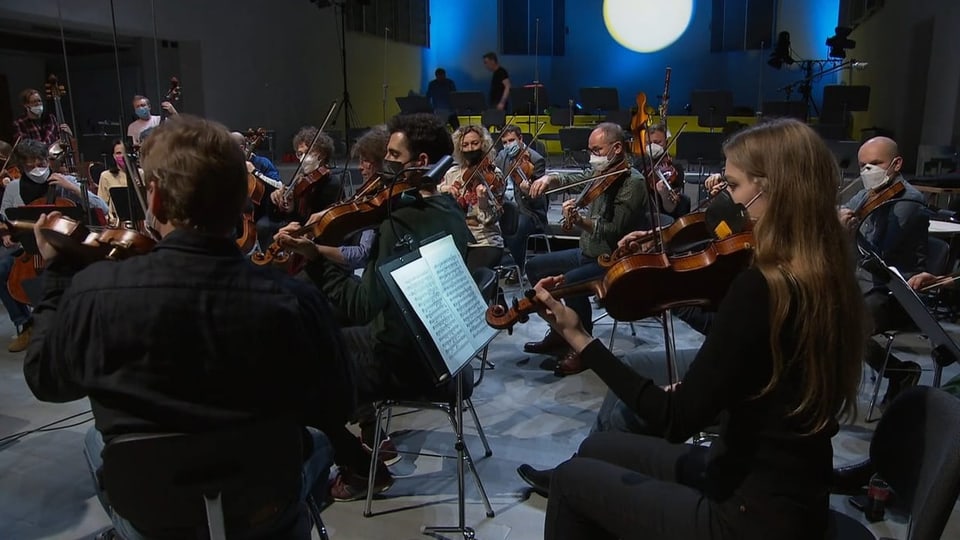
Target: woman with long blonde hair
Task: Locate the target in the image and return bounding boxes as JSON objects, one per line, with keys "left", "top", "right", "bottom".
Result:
{"left": 535, "top": 118, "right": 867, "bottom": 540}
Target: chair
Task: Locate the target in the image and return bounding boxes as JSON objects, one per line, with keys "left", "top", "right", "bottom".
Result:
{"left": 471, "top": 266, "right": 500, "bottom": 383}
{"left": 494, "top": 200, "right": 529, "bottom": 289}
{"left": 866, "top": 236, "right": 951, "bottom": 421}
{"left": 363, "top": 373, "right": 495, "bottom": 523}
{"left": 100, "top": 421, "right": 330, "bottom": 540}
{"left": 826, "top": 386, "right": 960, "bottom": 540}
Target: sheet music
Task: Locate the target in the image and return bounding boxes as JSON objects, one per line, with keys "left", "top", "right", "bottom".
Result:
{"left": 389, "top": 235, "right": 497, "bottom": 376}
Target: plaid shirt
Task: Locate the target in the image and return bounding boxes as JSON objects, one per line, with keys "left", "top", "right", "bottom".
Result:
{"left": 12, "top": 113, "right": 60, "bottom": 145}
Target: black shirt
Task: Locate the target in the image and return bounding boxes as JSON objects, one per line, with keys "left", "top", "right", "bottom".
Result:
{"left": 426, "top": 78, "right": 457, "bottom": 110}
{"left": 489, "top": 66, "right": 509, "bottom": 106}
{"left": 584, "top": 268, "right": 835, "bottom": 539}
{"left": 24, "top": 229, "right": 354, "bottom": 441}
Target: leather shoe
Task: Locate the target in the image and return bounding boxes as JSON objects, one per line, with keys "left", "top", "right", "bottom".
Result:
{"left": 517, "top": 463, "right": 552, "bottom": 497}
{"left": 524, "top": 330, "right": 567, "bottom": 355}
{"left": 830, "top": 459, "right": 874, "bottom": 494}
{"left": 554, "top": 350, "right": 585, "bottom": 376}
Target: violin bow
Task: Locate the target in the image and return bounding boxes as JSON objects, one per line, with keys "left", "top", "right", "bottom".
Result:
{"left": 0, "top": 136, "right": 22, "bottom": 176}
{"left": 460, "top": 113, "right": 520, "bottom": 189}
{"left": 502, "top": 121, "right": 547, "bottom": 182}
{"left": 283, "top": 100, "right": 339, "bottom": 205}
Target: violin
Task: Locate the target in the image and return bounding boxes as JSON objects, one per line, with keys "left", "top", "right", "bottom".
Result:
{"left": 854, "top": 180, "right": 905, "bottom": 220}
{"left": 558, "top": 158, "right": 631, "bottom": 232}
{"left": 456, "top": 155, "right": 504, "bottom": 208}
{"left": 598, "top": 211, "right": 711, "bottom": 268}
{"left": 486, "top": 230, "right": 755, "bottom": 332}
{"left": 7, "top": 190, "right": 79, "bottom": 305}
{"left": 253, "top": 172, "right": 426, "bottom": 269}
{"left": 283, "top": 161, "right": 332, "bottom": 218}
{"left": 243, "top": 128, "right": 283, "bottom": 205}
{"left": 1, "top": 214, "right": 154, "bottom": 264}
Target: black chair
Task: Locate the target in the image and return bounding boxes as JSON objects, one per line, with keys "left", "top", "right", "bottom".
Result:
{"left": 827, "top": 386, "right": 960, "bottom": 539}
{"left": 100, "top": 421, "right": 330, "bottom": 540}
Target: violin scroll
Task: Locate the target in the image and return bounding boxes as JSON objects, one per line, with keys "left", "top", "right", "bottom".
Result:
{"left": 484, "top": 289, "right": 537, "bottom": 334}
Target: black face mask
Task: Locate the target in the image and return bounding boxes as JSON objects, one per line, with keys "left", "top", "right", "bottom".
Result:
{"left": 382, "top": 159, "right": 406, "bottom": 177}
{"left": 462, "top": 149, "right": 483, "bottom": 165}
{"left": 705, "top": 189, "right": 751, "bottom": 239}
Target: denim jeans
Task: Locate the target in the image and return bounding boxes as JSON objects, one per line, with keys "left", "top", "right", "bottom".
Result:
{"left": 84, "top": 426, "right": 333, "bottom": 539}
{"left": 0, "top": 250, "right": 31, "bottom": 327}
{"left": 525, "top": 248, "right": 606, "bottom": 334}
{"left": 504, "top": 213, "right": 543, "bottom": 273}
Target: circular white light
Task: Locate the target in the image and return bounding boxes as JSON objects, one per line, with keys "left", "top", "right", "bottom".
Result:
{"left": 603, "top": 0, "right": 694, "bottom": 53}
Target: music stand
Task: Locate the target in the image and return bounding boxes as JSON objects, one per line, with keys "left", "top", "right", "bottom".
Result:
{"left": 762, "top": 101, "right": 808, "bottom": 121}
{"left": 109, "top": 187, "right": 146, "bottom": 223}
{"left": 448, "top": 92, "right": 486, "bottom": 125}
{"left": 511, "top": 85, "right": 548, "bottom": 116}
{"left": 821, "top": 85, "right": 870, "bottom": 125}
{"left": 676, "top": 132, "right": 726, "bottom": 203}
{"left": 579, "top": 87, "right": 620, "bottom": 116}
{"left": 395, "top": 95, "right": 433, "bottom": 115}
{"left": 558, "top": 127, "right": 592, "bottom": 168}
{"left": 690, "top": 90, "right": 733, "bottom": 131}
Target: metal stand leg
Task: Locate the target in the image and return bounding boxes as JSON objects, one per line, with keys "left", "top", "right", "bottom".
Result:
{"left": 363, "top": 403, "right": 387, "bottom": 517}
{"left": 866, "top": 334, "right": 896, "bottom": 423}
{"left": 421, "top": 376, "right": 494, "bottom": 539}
{"left": 465, "top": 398, "right": 493, "bottom": 458}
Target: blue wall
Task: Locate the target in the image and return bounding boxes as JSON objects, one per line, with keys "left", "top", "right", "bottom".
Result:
{"left": 425, "top": 0, "right": 842, "bottom": 117}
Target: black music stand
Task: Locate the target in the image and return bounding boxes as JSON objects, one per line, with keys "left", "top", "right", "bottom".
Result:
{"left": 109, "top": 187, "right": 146, "bottom": 223}
{"left": 690, "top": 90, "right": 733, "bottom": 131}
{"left": 580, "top": 87, "right": 620, "bottom": 116}
{"left": 676, "top": 132, "right": 726, "bottom": 203}
{"left": 395, "top": 95, "right": 433, "bottom": 114}
{"left": 558, "top": 127, "right": 592, "bottom": 168}
{"left": 821, "top": 85, "right": 870, "bottom": 139}
{"left": 511, "top": 85, "right": 548, "bottom": 117}
{"left": 762, "top": 100, "right": 808, "bottom": 121}
{"left": 448, "top": 92, "right": 486, "bottom": 125}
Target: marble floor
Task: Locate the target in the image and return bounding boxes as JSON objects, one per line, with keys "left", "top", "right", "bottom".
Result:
{"left": 1, "top": 280, "right": 959, "bottom": 539}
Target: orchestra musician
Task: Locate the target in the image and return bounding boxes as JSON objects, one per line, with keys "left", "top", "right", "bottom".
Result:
{"left": 494, "top": 124, "right": 547, "bottom": 279}
{"left": 839, "top": 136, "right": 928, "bottom": 410}
{"left": 525, "top": 122, "right": 651, "bottom": 376}
{"left": 12, "top": 88, "right": 73, "bottom": 146}
{"left": 259, "top": 126, "right": 340, "bottom": 249}
{"left": 127, "top": 95, "right": 177, "bottom": 147}
{"left": 22, "top": 115, "right": 353, "bottom": 539}
{"left": 535, "top": 118, "right": 866, "bottom": 540}
{"left": 276, "top": 113, "right": 472, "bottom": 501}
{"left": 439, "top": 124, "right": 505, "bottom": 271}
{"left": 96, "top": 140, "right": 128, "bottom": 223}
{"left": 0, "top": 140, "right": 16, "bottom": 194}
{"left": 0, "top": 139, "right": 108, "bottom": 353}
{"left": 643, "top": 124, "right": 690, "bottom": 218}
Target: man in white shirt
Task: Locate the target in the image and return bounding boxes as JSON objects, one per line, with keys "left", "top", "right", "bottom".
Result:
{"left": 127, "top": 95, "right": 177, "bottom": 147}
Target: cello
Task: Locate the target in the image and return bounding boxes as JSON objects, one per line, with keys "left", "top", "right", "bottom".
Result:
{"left": 630, "top": 92, "right": 650, "bottom": 156}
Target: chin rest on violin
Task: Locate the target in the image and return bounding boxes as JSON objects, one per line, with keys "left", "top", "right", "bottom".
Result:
{"left": 599, "top": 212, "right": 710, "bottom": 268}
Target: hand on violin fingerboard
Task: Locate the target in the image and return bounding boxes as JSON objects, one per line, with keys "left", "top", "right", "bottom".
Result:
{"left": 704, "top": 173, "right": 725, "bottom": 196}
{"left": 270, "top": 188, "right": 290, "bottom": 212}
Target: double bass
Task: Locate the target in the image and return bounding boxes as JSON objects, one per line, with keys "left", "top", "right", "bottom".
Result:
{"left": 44, "top": 74, "right": 79, "bottom": 174}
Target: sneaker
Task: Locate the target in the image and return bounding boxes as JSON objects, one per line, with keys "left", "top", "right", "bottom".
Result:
{"left": 360, "top": 426, "right": 401, "bottom": 466}
{"left": 880, "top": 361, "right": 921, "bottom": 408}
{"left": 330, "top": 464, "right": 394, "bottom": 502}
{"left": 8, "top": 326, "right": 31, "bottom": 353}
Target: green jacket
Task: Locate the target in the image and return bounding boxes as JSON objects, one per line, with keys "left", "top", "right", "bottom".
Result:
{"left": 554, "top": 164, "right": 651, "bottom": 257}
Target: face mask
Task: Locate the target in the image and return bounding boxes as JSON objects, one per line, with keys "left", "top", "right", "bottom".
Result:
{"left": 301, "top": 154, "right": 320, "bottom": 174}
{"left": 463, "top": 149, "right": 483, "bottom": 164}
{"left": 114, "top": 155, "right": 125, "bottom": 169}
{"left": 382, "top": 159, "right": 406, "bottom": 177}
{"left": 29, "top": 105, "right": 43, "bottom": 116}
{"left": 647, "top": 143, "right": 665, "bottom": 159}
{"left": 860, "top": 163, "right": 892, "bottom": 191}
{"left": 26, "top": 166, "right": 50, "bottom": 184}
{"left": 504, "top": 141, "right": 520, "bottom": 157}
{"left": 705, "top": 188, "right": 763, "bottom": 239}
{"left": 589, "top": 153, "right": 609, "bottom": 168}
{"left": 135, "top": 106, "right": 151, "bottom": 120}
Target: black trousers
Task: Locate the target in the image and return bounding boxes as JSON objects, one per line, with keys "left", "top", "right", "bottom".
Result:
{"left": 546, "top": 432, "right": 731, "bottom": 540}
{"left": 864, "top": 289, "right": 914, "bottom": 374}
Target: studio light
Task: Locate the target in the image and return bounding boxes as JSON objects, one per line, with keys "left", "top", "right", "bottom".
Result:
{"left": 826, "top": 26, "right": 856, "bottom": 58}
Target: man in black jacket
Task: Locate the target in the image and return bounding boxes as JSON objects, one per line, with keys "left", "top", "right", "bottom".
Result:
{"left": 24, "top": 115, "right": 352, "bottom": 539}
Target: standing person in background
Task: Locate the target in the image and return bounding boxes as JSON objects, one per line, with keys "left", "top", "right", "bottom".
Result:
{"left": 483, "top": 52, "right": 511, "bottom": 111}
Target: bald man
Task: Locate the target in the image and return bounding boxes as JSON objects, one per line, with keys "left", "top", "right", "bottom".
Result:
{"left": 840, "top": 136, "right": 929, "bottom": 409}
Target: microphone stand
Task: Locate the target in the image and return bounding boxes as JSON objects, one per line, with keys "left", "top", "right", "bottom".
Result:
{"left": 381, "top": 27, "right": 390, "bottom": 124}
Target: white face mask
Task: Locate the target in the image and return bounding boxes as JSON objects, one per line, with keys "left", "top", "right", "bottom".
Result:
{"left": 647, "top": 143, "right": 665, "bottom": 159}
{"left": 860, "top": 163, "right": 891, "bottom": 190}
{"left": 589, "top": 154, "right": 610, "bottom": 168}
{"left": 26, "top": 166, "right": 50, "bottom": 184}
{"left": 29, "top": 105, "right": 43, "bottom": 116}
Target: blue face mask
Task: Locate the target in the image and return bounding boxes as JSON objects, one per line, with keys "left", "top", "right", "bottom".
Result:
{"left": 135, "top": 106, "right": 151, "bottom": 120}
{"left": 504, "top": 140, "right": 520, "bottom": 157}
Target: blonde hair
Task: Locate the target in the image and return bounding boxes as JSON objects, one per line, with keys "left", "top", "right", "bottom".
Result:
{"left": 723, "top": 118, "right": 867, "bottom": 432}
{"left": 451, "top": 124, "right": 494, "bottom": 165}
{"left": 140, "top": 114, "right": 247, "bottom": 234}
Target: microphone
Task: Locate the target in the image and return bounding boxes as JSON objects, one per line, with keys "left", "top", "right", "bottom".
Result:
{"left": 851, "top": 61, "right": 868, "bottom": 70}
{"left": 422, "top": 155, "right": 453, "bottom": 184}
